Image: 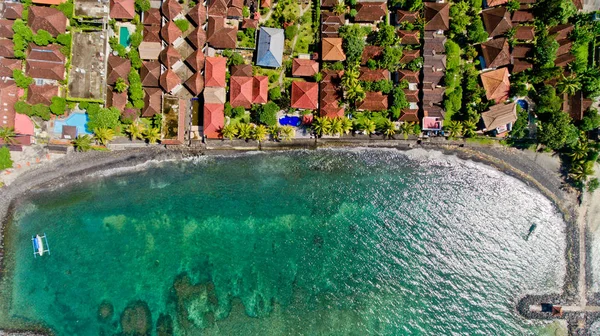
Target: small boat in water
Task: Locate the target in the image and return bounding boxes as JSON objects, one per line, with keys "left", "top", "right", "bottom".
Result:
{"left": 31, "top": 233, "right": 50, "bottom": 258}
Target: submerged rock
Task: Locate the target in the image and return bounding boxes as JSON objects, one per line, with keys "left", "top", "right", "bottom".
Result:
{"left": 97, "top": 301, "right": 114, "bottom": 322}
{"left": 156, "top": 314, "right": 174, "bottom": 336}
{"left": 120, "top": 300, "right": 152, "bottom": 335}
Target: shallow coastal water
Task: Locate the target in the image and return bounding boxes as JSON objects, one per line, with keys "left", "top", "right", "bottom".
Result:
{"left": 0, "top": 149, "right": 566, "bottom": 335}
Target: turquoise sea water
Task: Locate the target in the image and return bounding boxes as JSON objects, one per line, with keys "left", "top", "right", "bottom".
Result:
{"left": 0, "top": 150, "right": 566, "bottom": 335}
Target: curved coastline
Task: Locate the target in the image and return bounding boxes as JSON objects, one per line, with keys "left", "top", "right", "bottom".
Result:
{"left": 0, "top": 144, "right": 582, "bottom": 334}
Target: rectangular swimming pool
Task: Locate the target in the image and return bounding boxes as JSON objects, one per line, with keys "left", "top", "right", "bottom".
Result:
{"left": 119, "top": 26, "right": 130, "bottom": 47}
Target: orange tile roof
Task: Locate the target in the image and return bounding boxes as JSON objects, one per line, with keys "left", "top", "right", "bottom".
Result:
{"left": 395, "top": 10, "right": 417, "bottom": 24}
{"left": 162, "top": 0, "right": 183, "bottom": 20}
{"left": 28, "top": 6, "right": 67, "bottom": 37}
{"left": 205, "top": 56, "right": 227, "bottom": 87}
{"left": 397, "top": 30, "right": 420, "bottom": 45}
{"left": 143, "top": 8, "right": 162, "bottom": 25}
{"left": 229, "top": 76, "right": 253, "bottom": 108}
{"left": 187, "top": 3, "right": 207, "bottom": 26}
{"left": 161, "top": 21, "right": 182, "bottom": 44}
{"left": 354, "top": 2, "right": 387, "bottom": 23}
{"left": 359, "top": 68, "right": 390, "bottom": 81}
{"left": 110, "top": 0, "right": 135, "bottom": 20}
{"left": 159, "top": 68, "right": 181, "bottom": 93}
{"left": 291, "top": 81, "right": 318, "bottom": 110}
{"left": 203, "top": 103, "right": 224, "bottom": 139}
{"left": 322, "top": 38, "right": 345, "bottom": 61}
{"left": 397, "top": 70, "right": 420, "bottom": 84}
{"left": 357, "top": 91, "right": 388, "bottom": 111}
{"left": 399, "top": 109, "right": 419, "bottom": 122}
{"left": 253, "top": 76, "right": 268, "bottom": 104}
{"left": 292, "top": 59, "right": 319, "bottom": 77}
{"left": 480, "top": 68, "right": 510, "bottom": 102}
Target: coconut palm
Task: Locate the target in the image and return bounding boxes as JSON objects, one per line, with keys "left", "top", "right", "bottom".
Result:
{"left": 269, "top": 125, "right": 281, "bottom": 141}
{"left": 381, "top": 119, "right": 396, "bottom": 139}
{"left": 94, "top": 127, "right": 114, "bottom": 146}
{"left": 280, "top": 125, "right": 295, "bottom": 141}
{"left": 569, "top": 161, "right": 595, "bottom": 182}
{"left": 144, "top": 127, "right": 161, "bottom": 144}
{"left": 125, "top": 122, "right": 145, "bottom": 140}
{"left": 362, "top": 119, "right": 376, "bottom": 136}
{"left": 330, "top": 117, "right": 343, "bottom": 136}
{"left": 253, "top": 124, "right": 268, "bottom": 142}
{"left": 411, "top": 122, "right": 421, "bottom": 137}
{"left": 462, "top": 120, "right": 477, "bottom": 138}
{"left": 569, "top": 141, "right": 589, "bottom": 161}
{"left": 72, "top": 134, "right": 92, "bottom": 152}
{"left": 398, "top": 122, "right": 412, "bottom": 140}
{"left": 444, "top": 120, "right": 463, "bottom": 138}
{"left": 333, "top": 1, "right": 346, "bottom": 15}
{"left": 341, "top": 118, "right": 353, "bottom": 135}
{"left": 237, "top": 123, "right": 253, "bottom": 140}
{"left": 221, "top": 124, "right": 238, "bottom": 140}
{"left": 557, "top": 75, "right": 582, "bottom": 96}
{"left": 341, "top": 63, "right": 360, "bottom": 90}
{"left": 312, "top": 116, "right": 332, "bottom": 137}
{"left": 0, "top": 127, "right": 16, "bottom": 144}
{"left": 345, "top": 84, "right": 366, "bottom": 104}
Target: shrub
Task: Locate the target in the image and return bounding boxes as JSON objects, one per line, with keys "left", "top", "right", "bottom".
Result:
{"left": 0, "top": 147, "right": 12, "bottom": 170}
{"left": 174, "top": 19, "right": 190, "bottom": 32}
{"left": 13, "top": 69, "right": 33, "bottom": 89}
{"left": 33, "top": 29, "right": 54, "bottom": 46}
{"left": 31, "top": 104, "right": 52, "bottom": 120}
{"left": 130, "top": 31, "right": 143, "bottom": 48}
{"left": 285, "top": 25, "right": 298, "bottom": 40}
{"left": 232, "top": 106, "right": 246, "bottom": 118}
{"left": 269, "top": 87, "right": 282, "bottom": 100}
{"left": 467, "top": 17, "right": 488, "bottom": 44}
{"left": 135, "top": 0, "right": 151, "bottom": 12}
{"left": 87, "top": 104, "right": 121, "bottom": 130}
{"left": 588, "top": 178, "right": 600, "bottom": 193}
{"left": 50, "top": 96, "right": 67, "bottom": 116}
{"left": 252, "top": 102, "right": 279, "bottom": 126}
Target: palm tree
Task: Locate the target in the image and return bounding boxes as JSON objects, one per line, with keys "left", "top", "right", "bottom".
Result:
{"left": 411, "top": 122, "right": 421, "bottom": 137}
{"left": 557, "top": 75, "right": 582, "bottom": 96}
{"left": 221, "top": 124, "right": 238, "bottom": 140}
{"left": 312, "top": 116, "right": 332, "bottom": 137}
{"left": 398, "top": 122, "right": 411, "bottom": 140}
{"left": 569, "top": 141, "right": 589, "bottom": 161}
{"left": 362, "top": 119, "right": 376, "bottom": 136}
{"left": 0, "top": 127, "right": 16, "bottom": 144}
{"left": 330, "top": 117, "right": 343, "bottom": 136}
{"left": 341, "top": 63, "right": 360, "bottom": 90}
{"left": 280, "top": 125, "right": 294, "bottom": 141}
{"left": 253, "top": 124, "right": 268, "bottom": 142}
{"left": 333, "top": 1, "right": 346, "bottom": 15}
{"left": 444, "top": 120, "right": 463, "bottom": 138}
{"left": 345, "top": 84, "right": 366, "bottom": 104}
{"left": 341, "top": 118, "right": 353, "bottom": 135}
{"left": 237, "top": 123, "right": 253, "bottom": 140}
{"left": 381, "top": 119, "right": 396, "bottom": 139}
{"left": 72, "top": 134, "right": 92, "bottom": 152}
{"left": 114, "top": 77, "right": 128, "bottom": 93}
{"left": 462, "top": 120, "right": 477, "bottom": 138}
{"left": 125, "top": 122, "right": 145, "bottom": 140}
{"left": 94, "top": 127, "right": 114, "bottom": 146}
{"left": 144, "top": 127, "right": 161, "bottom": 144}
{"left": 569, "top": 161, "right": 595, "bottom": 182}
{"left": 269, "top": 125, "right": 281, "bottom": 141}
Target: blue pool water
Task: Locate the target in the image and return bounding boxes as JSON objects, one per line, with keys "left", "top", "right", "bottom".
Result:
{"left": 279, "top": 116, "right": 301, "bottom": 126}
{"left": 53, "top": 113, "right": 92, "bottom": 135}
{"left": 119, "top": 27, "right": 131, "bottom": 47}
{"left": 517, "top": 99, "right": 528, "bottom": 111}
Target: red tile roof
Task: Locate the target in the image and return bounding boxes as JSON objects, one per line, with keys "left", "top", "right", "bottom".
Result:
{"left": 187, "top": 27, "right": 207, "bottom": 49}
{"left": 28, "top": 6, "right": 67, "bottom": 37}
{"left": 143, "top": 25, "right": 161, "bottom": 42}
{"left": 361, "top": 45, "right": 383, "bottom": 65}
{"left": 354, "top": 2, "right": 387, "bottom": 23}
{"left": 397, "top": 30, "right": 420, "bottom": 45}
{"left": 1, "top": 2, "right": 23, "bottom": 20}
{"left": 184, "top": 72, "right": 204, "bottom": 96}
{"left": 397, "top": 70, "right": 420, "bottom": 84}
{"left": 187, "top": 3, "right": 207, "bottom": 26}
{"left": 229, "top": 76, "right": 253, "bottom": 108}
{"left": 205, "top": 56, "right": 227, "bottom": 87}
{"left": 107, "top": 55, "right": 131, "bottom": 85}
{"left": 209, "top": 0, "right": 228, "bottom": 16}
{"left": 292, "top": 59, "right": 319, "bottom": 77}
{"left": 26, "top": 44, "right": 65, "bottom": 80}
{"left": 549, "top": 24, "right": 573, "bottom": 40}
{"left": 253, "top": 76, "right": 268, "bottom": 104}
{"left": 399, "top": 109, "right": 419, "bottom": 122}
{"left": 140, "top": 61, "right": 160, "bottom": 87}
{"left": 230, "top": 64, "right": 253, "bottom": 77}
{"left": 110, "top": 0, "right": 135, "bottom": 20}
{"left": 481, "top": 38, "right": 510, "bottom": 69}
{"left": 0, "top": 57, "right": 21, "bottom": 77}
{"left": 0, "top": 19, "right": 13, "bottom": 39}
{"left": 161, "top": 21, "right": 182, "bottom": 44}
{"left": 203, "top": 103, "right": 224, "bottom": 138}
{"left": 0, "top": 39, "right": 13, "bottom": 58}
{"left": 142, "top": 87, "right": 162, "bottom": 117}
{"left": 143, "top": 8, "right": 162, "bottom": 25}
{"left": 482, "top": 7, "right": 512, "bottom": 37}
{"left": 357, "top": 91, "right": 388, "bottom": 111}
{"left": 160, "top": 68, "right": 181, "bottom": 93}
{"left": 487, "top": 0, "right": 508, "bottom": 6}
{"left": 511, "top": 10, "right": 534, "bottom": 23}
{"left": 27, "top": 83, "right": 58, "bottom": 105}
{"left": 241, "top": 18, "right": 258, "bottom": 29}
{"left": 185, "top": 49, "right": 205, "bottom": 72}
{"left": 207, "top": 16, "right": 237, "bottom": 49}
{"left": 515, "top": 26, "right": 535, "bottom": 40}
{"left": 322, "top": 38, "right": 345, "bottom": 61}
{"left": 106, "top": 87, "right": 128, "bottom": 111}
{"left": 395, "top": 10, "right": 418, "bottom": 24}
{"left": 0, "top": 80, "right": 18, "bottom": 130}
{"left": 424, "top": 2, "right": 450, "bottom": 31}
{"left": 512, "top": 58, "right": 532, "bottom": 73}
{"left": 480, "top": 68, "right": 510, "bottom": 102}
{"left": 162, "top": 0, "right": 183, "bottom": 20}
{"left": 291, "top": 81, "right": 318, "bottom": 110}
{"left": 359, "top": 68, "right": 390, "bottom": 81}
{"left": 399, "top": 49, "right": 420, "bottom": 64}
{"left": 159, "top": 45, "right": 181, "bottom": 68}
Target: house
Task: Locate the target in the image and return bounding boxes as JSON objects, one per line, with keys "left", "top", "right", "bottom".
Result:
{"left": 187, "top": 3, "right": 207, "bottom": 26}
{"left": 361, "top": 46, "right": 383, "bottom": 65}
{"left": 0, "top": 81, "right": 33, "bottom": 145}
{"left": 0, "top": 57, "right": 21, "bottom": 77}
{"left": 354, "top": 2, "right": 387, "bottom": 23}
{"left": 106, "top": 88, "right": 128, "bottom": 111}
{"left": 0, "top": 20, "right": 13, "bottom": 39}
{"left": 230, "top": 64, "right": 253, "bottom": 77}
{"left": 557, "top": 39, "right": 573, "bottom": 56}
{"left": 512, "top": 10, "right": 534, "bottom": 23}
{"left": 208, "top": 0, "right": 228, "bottom": 16}
{"left": 241, "top": 17, "right": 258, "bottom": 29}
{"left": 422, "top": 105, "right": 444, "bottom": 131}
{"left": 422, "top": 87, "right": 445, "bottom": 106}
{"left": 423, "top": 54, "right": 446, "bottom": 72}
{"left": 322, "top": 37, "right": 346, "bottom": 61}
{"left": 424, "top": 2, "right": 450, "bottom": 31}
{"left": 261, "top": 0, "right": 271, "bottom": 8}
{"left": 397, "top": 69, "right": 420, "bottom": 84}
{"left": 107, "top": 55, "right": 131, "bottom": 85}
{"left": 549, "top": 24, "right": 573, "bottom": 40}
{"left": 481, "top": 38, "right": 510, "bottom": 69}
{"left": 359, "top": 68, "right": 390, "bottom": 81}
{"left": 564, "top": 91, "right": 593, "bottom": 121}
{"left": 515, "top": 26, "right": 535, "bottom": 40}
{"left": 203, "top": 103, "right": 224, "bottom": 139}
{"left": 159, "top": 45, "right": 182, "bottom": 68}
{"left": 422, "top": 31, "right": 446, "bottom": 56}
{"left": 226, "top": 0, "right": 243, "bottom": 18}
{"left": 207, "top": 16, "right": 237, "bottom": 49}
{"left": 159, "top": 69, "right": 181, "bottom": 93}
{"left": 397, "top": 30, "right": 420, "bottom": 45}
{"left": 291, "top": 81, "right": 318, "bottom": 110}
{"left": 205, "top": 56, "right": 227, "bottom": 87}
{"left": 140, "top": 61, "right": 161, "bottom": 87}
{"left": 512, "top": 58, "right": 533, "bottom": 73}
{"left": 480, "top": 67, "right": 510, "bottom": 102}
{"left": 0, "top": 39, "right": 13, "bottom": 58}
{"left": 321, "top": 11, "right": 344, "bottom": 38}
{"left": 162, "top": 0, "right": 183, "bottom": 20}
{"left": 185, "top": 72, "right": 205, "bottom": 96}
{"left": 204, "top": 87, "right": 226, "bottom": 104}
{"left": 480, "top": 102, "right": 517, "bottom": 134}
{"left": 484, "top": 0, "right": 508, "bottom": 7}
{"left": 143, "top": 25, "right": 161, "bottom": 42}
{"left": 555, "top": 53, "right": 575, "bottom": 67}
{"left": 399, "top": 109, "right": 419, "bottom": 123}
{"left": 292, "top": 59, "right": 319, "bottom": 77}
{"left": 321, "top": 0, "right": 337, "bottom": 8}
{"left": 320, "top": 70, "right": 344, "bottom": 119}
{"left": 185, "top": 50, "right": 205, "bottom": 72}
{"left": 229, "top": 76, "right": 253, "bottom": 108}
{"left": 28, "top": 6, "right": 67, "bottom": 37}
{"left": 31, "top": 0, "right": 67, "bottom": 5}
{"left": 253, "top": 76, "right": 268, "bottom": 104}
{"left": 357, "top": 91, "right": 388, "bottom": 111}
{"left": 256, "top": 27, "right": 284, "bottom": 68}
{"left": 0, "top": 2, "right": 23, "bottom": 20}
{"left": 512, "top": 44, "right": 532, "bottom": 58}
{"left": 481, "top": 7, "right": 512, "bottom": 37}
{"left": 143, "top": 8, "right": 162, "bottom": 25}
{"left": 109, "top": 0, "right": 135, "bottom": 20}
{"left": 400, "top": 49, "right": 420, "bottom": 64}
{"left": 161, "top": 21, "right": 182, "bottom": 44}
{"left": 26, "top": 44, "right": 65, "bottom": 80}
{"left": 27, "top": 83, "right": 58, "bottom": 106}
{"left": 187, "top": 27, "right": 207, "bottom": 49}
{"left": 139, "top": 41, "right": 162, "bottom": 60}
{"left": 395, "top": 10, "right": 418, "bottom": 24}
{"left": 141, "top": 87, "right": 163, "bottom": 117}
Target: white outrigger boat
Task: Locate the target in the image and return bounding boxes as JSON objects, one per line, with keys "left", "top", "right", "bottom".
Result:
{"left": 31, "top": 233, "right": 50, "bottom": 258}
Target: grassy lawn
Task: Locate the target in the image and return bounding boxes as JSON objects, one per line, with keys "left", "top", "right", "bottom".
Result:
{"left": 257, "top": 68, "right": 283, "bottom": 89}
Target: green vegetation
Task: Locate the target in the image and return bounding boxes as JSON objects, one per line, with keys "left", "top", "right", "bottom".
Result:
{"left": 15, "top": 102, "right": 51, "bottom": 120}
{"left": 238, "top": 28, "right": 256, "bottom": 48}
{"left": 115, "top": 78, "right": 129, "bottom": 93}
{"left": 533, "top": 0, "right": 577, "bottom": 26}
{"left": 53, "top": 0, "right": 74, "bottom": 19}
{"left": 0, "top": 127, "right": 16, "bottom": 145}
{"left": 13, "top": 69, "right": 33, "bottom": 89}
{"left": 223, "top": 50, "right": 245, "bottom": 66}
{"left": 93, "top": 127, "right": 115, "bottom": 146}
{"left": 339, "top": 24, "right": 367, "bottom": 64}
{"left": 0, "top": 147, "right": 13, "bottom": 170}
{"left": 85, "top": 103, "right": 121, "bottom": 130}
{"left": 128, "top": 69, "right": 144, "bottom": 109}
{"left": 50, "top": 97, "right": 67, "bottom": 116}
{"left": 174, "top": 19, "right": 190, "bottom": 33}
{"left": 251, "top": 102, "right": 280, "bottom": 126}
{"left": 72, "top": 135, "right": 92, "bottom": 152}
{"left": 33, "top": 29, "right": 54, "bottom": 46}
{"left": 135, "top": 0, "right": 151, "bottom": 12}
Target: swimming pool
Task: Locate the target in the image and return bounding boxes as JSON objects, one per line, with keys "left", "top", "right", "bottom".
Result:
{"left": 517, "top": 99, "right": 528, "bottom": 111}
{"left": 119, "top": 26, "right": 131, "bottom": 47}
{"left": 53, "top": 113, "right": 92, "bottom": 136}
{"left": 279, "top": 115, "right": 301, "bottom": 126}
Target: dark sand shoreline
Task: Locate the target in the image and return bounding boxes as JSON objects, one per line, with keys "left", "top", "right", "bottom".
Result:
{"left": 0, "top": 143, "right": 581, "bottom": 335}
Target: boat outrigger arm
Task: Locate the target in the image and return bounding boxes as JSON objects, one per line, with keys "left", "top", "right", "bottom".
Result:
{"left": 32, "top": 233, "right": 50, "bottom": 258}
